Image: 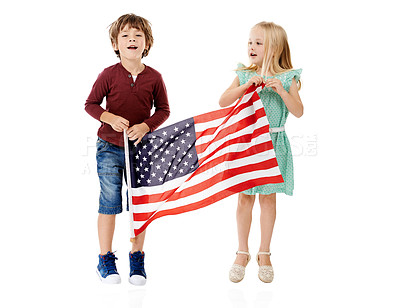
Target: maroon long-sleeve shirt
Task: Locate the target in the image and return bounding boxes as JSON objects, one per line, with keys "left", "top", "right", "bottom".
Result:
{"left": 85, "top": 63, "right": 170, "bottom": 147}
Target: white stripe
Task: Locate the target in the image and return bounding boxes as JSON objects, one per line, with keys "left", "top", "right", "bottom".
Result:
{"left": 195, "top": 100, "right": 263, "bottom": 142}
{"left": 132, "top": 220, "right": 146, "bottom": 229}
{"left": 194, "top": 116, "right": 228, "bottom": 133}
{"left": 197, "top": 115, "right": 270, "bottom": 160}
{"left": 197, "top": 142, "right": 272, "bottom": 172}
{"left": 195, "top": 92, "right": 264, "bottom": 134}
{"left": 242, "top": 89, "right": 261, "bottom": 106}
{"left": 196, "top": 129, "right": 272, "bottom": 170}
{"left": 194, "top": 90, "right": 261, "bottom": 133}
{"left": 196, "top": 101, "right": 265, "bottom": 146}
{"left": 132, "top": 201, "right": 164, "bottom": 214}
{"left": 130, "top": 173, "right": 192, "bottom": 196}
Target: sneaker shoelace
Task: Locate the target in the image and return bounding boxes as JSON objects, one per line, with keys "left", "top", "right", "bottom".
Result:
{"left": 101, "top": 252, "right": 118, "bottom": 274}
{"left": 130, "top": 253, "right": 145, "bottom": 272}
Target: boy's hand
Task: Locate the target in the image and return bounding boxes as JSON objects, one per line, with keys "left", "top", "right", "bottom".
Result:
{"left": 127, "top": 123, "right": 150, "bottom": 146}
{"left": 110, "top": 116, "right": 129, "bottom": 132}
{"left": 100, "top": 112, "right": 129, "bottom": 132}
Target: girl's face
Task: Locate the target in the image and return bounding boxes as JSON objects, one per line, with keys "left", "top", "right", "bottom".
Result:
{"left": 114, "top": 25, "right": 148, "bottom": 61}
{"left": 248, "top": 27, "right": 265, "bottom": 67}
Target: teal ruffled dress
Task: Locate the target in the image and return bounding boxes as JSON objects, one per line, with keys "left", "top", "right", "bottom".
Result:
{"left": 236, "top": 64, "right": 302, "bottom": 196}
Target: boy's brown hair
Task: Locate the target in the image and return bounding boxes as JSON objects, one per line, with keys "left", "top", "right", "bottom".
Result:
{"left": 109, "top": 14, "right": 154, "bottom": 58}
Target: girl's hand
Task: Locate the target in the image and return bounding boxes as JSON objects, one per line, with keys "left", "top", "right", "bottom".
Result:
{"left": 265, "top": 78, "right": 285, "bottom": 96}
{"left": 127, "top": 123, "right": 150, "bottom": 146}
{"left": 246, "top": 75, "right": 265, "bottom": 88}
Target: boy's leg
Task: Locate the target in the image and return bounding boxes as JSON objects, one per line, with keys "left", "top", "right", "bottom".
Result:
{"left": 129, "top": 231, "right": 147, "bottom": 285}
{"left": 96, "top": 138, "right": 125, "bottom": 254}
{"left": 95, "top": 138, "right": 124, "bottom": 283}
{"left": 96, "top": 212, "right": 120, "bottom": 284}
{"left": 98, "top": 214, "right": 116, "bottom": 255}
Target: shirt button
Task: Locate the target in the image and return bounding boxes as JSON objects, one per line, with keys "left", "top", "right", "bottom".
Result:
{"left": 128, "top": 74, "right": 132, "bottom": 78}
{"left": 131, "top": 83, "right": 134, "bottom": 87}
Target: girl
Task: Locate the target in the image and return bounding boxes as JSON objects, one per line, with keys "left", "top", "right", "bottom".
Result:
{"left": 219, "top": 22, "right": 303, "bottom": 283}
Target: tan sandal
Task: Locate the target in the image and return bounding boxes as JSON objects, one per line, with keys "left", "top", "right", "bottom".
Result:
{"left": 229, "top": 251, "right": 251, "bottom": 283}
{"left": 256, "top": 252, "right": 274, "bottom": 283}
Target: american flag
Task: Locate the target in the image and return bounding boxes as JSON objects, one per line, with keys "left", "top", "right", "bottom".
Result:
{"left": 124, "top": 84, "right": 283, "bottom": 238}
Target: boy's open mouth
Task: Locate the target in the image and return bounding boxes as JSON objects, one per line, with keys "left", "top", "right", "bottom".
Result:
{"left": 127, "top": 46, "right": 138, "bottom": 50}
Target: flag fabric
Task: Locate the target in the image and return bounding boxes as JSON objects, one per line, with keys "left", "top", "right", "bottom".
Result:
{"left": 124, "top": 84, "right": 284, "bottom": 238}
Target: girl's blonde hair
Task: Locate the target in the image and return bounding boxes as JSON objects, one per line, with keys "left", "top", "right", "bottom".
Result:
{"left": 240, "top": 21, "right": 301, "bottom": 89}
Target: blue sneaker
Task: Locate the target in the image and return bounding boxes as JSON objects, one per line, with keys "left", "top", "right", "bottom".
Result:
{"left": 96, "top": 251, "right": 121, "bottom": 284}
{"left": 129, "top": 251, "right": 147, "bottom": 285}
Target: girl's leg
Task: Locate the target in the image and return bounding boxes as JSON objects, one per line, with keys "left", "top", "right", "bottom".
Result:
{"left": 131, "top": 230, "right": 146, "bottom": 252}
{"left": 98, "top": 213, "right": 116, "bottom": 255}
{"left": 258, "top": 193, "right": 276, "bottom": 266}
{"left": 234, "top": 193, "right": 256, "bottom": 266}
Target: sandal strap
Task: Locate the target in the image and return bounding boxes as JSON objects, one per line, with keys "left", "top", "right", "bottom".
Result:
{"left": 236, "top": 251, "right": 251, "bottom": 265}
{"left": 257, "top": 251, "right": 271, "bottom": 256}
{"left": 256, "top": 251, "right": 271, "bottom": 266}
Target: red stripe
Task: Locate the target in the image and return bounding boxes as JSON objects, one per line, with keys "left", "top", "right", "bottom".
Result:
{"left": 192, "top": 87, "right": 261, "bottom": 124}
{"left": 195, "top": 99, "right": 255, "bottom": 138}
{"left": 194, "top": 142, "right": 275, "bottom": 179}
{"left": 132, "top": 174, "right": 282, "bottom": 236}
{"left": 132, "top": 185, "right": 179, "bottom": 205}
{"left": 193, "top": 106, "right": 235, "bottom": 123}
{"left": 197, "top": 126, "right": 270, "bottom": 165}
{"left": 195, "top": 107, "right": 266, "bottom": 154}
{"left": 132, "top": 146, "right": 277, "bottom": 205}
{"left": 134, "top": 211, "right": 156, "bottom": 221}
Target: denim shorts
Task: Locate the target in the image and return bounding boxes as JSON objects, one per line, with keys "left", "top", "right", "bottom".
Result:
{"left": 96, "top": 137, "right": 129, "bottom": 215}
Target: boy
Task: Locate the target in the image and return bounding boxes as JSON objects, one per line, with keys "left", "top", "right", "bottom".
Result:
{"left": 85, "top": 14, "right": 170, "bottom": 285}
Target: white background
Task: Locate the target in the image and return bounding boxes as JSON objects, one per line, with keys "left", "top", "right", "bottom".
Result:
{"left": 1, "top": 0, "right": 399, "bottom": 307}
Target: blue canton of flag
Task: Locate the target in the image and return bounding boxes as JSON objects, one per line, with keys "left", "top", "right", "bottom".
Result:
{"left": 128, "top": 118, "right": 199, "bottom": 188}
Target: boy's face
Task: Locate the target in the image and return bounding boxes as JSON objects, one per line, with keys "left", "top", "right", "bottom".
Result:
{"left": 113, "top": 25, "right": 148, "bottom": 61}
